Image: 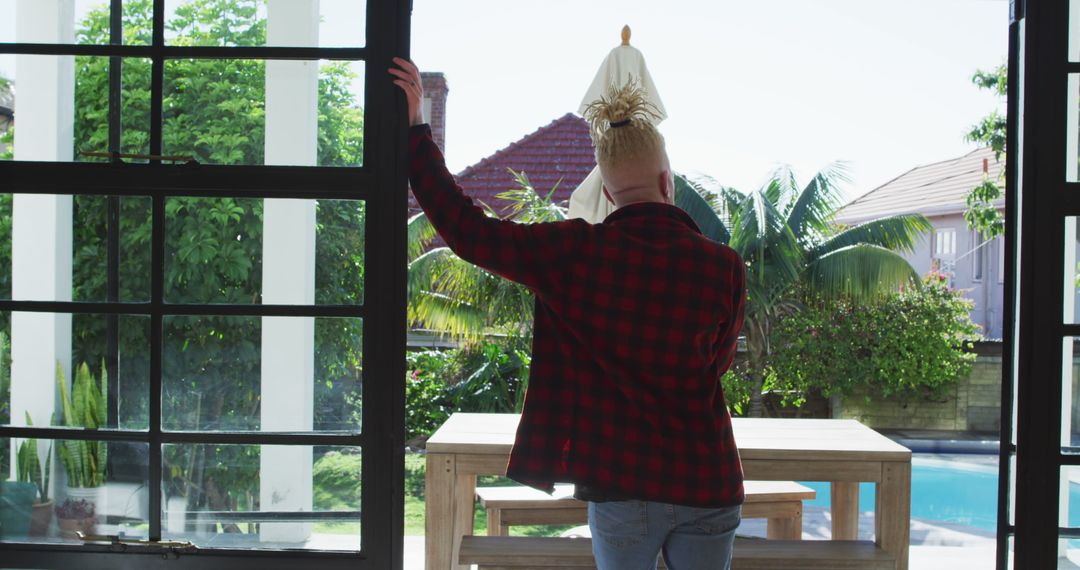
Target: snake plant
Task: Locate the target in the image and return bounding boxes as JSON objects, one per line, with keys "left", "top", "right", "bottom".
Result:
{"left": 56, "top": 362, "right": 107, "bottom": 488}
{"left": 17, "top": 413, "right": 52, "bottom": 503}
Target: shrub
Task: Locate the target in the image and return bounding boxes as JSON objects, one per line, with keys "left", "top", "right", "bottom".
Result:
{"left": 405, "top": 350, "right": 455, "bottom": 443}
{"left": 766, "top": 273, "right": 980, "bottom": 408}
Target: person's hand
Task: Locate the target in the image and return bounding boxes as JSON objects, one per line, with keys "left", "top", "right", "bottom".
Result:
{"left": 389, "top": 57, "right": 425, "bottom": 127}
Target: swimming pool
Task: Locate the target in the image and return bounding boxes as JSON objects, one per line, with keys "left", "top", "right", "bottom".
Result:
{"left": 797, "top": 455, "right": 1002, "bottom": 532}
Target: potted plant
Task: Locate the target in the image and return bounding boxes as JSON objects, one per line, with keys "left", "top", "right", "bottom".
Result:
{"left": 0, "top": 472, "right": 36, "bottom": 538}
{"left": 18, "top": 413, "right": 54, "bottom": 536}
{"left": 54, "top": 498, "right": 95, "bottom": 539}
{"left": 56, "top": 362, "right": 108, "bottom": 530}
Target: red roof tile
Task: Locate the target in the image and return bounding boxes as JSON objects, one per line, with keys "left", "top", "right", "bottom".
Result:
{"left": 410, "top": 113, "right": 596, "bottom": 218}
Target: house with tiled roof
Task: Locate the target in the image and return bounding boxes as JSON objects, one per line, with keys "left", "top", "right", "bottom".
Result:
{"left": 837, "top": 147, "right": 1005, "bottom": 338}
{"left": 407, "top": 111, "right": 595, "bottom": 218}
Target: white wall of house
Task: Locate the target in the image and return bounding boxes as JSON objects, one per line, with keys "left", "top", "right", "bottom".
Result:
{"left": 903, "top": 213, "right": 1007, "bottom": 339}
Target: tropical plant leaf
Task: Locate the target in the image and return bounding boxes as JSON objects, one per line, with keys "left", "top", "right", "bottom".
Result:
{"left": 407, "top": 212, "right": 437, "bottom": 262}
{"left": 411, "top": 292, "right": 487, "bottom": 340}
{"left": 98, "top": 358, "right": 108, "bottom": 430}
{"left": 57, "top": 363, "right": 73, "bottom": 427}
{"left": 811, "top": 214, "right": 932, "bottom": 260}
{"left": 786, "top": 163, "right": 850, "bottom": 243}
{"left": 674, "top": 175, "right": 731, "bottom": 244}
{"left": 731, "top": 190, "right": 803, "bottom": 307}
{"left": 804, "top": 244, "right": 921, "bottom": 302}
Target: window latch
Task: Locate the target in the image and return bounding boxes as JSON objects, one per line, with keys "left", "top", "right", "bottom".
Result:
{"left": 78, "top": 531, "right": 198, "bottom": 558}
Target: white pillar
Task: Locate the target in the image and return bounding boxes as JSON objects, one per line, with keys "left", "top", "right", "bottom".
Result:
{"left": 10, "top": 0, "right": 74, "bottom": 491}
{"left": 259, "top": 0, "right": 319, "bottom": 544}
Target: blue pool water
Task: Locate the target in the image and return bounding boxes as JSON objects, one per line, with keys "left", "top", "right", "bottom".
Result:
{"left": 797, "top": 456, "right": 1021, "bottom": 533}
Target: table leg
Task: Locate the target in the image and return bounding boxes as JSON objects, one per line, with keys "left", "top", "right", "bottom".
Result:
{"left": 831, "top": 481, "right": 860, "bottom": 540}
{"left": 425, "top": 453, "right": 455, "bottom": 570}
{"left": 452, "top": 473, "right": 477, "bottom": 570}
{"left": 876, "top": 461, "right": 911, "bottom": 570}
{"left": 767, "top": 516, "right": 800, "bottom": 540}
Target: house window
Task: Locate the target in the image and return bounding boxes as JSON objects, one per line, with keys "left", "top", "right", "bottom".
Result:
{"left": 973, "top": 231, "right": 985, "bottom": 281}
{"left": 934, "top": 228, "right": 957, "bottom": 259}
{"left": 998, "top": 236, "right": 1006, "bottom": 284}
{"left": 0, "top": 1, "right": 406, "bottom": 568}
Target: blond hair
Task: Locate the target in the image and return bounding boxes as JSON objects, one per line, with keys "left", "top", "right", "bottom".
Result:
{"left": 583, "top": 78, "right": 665, "bottom": 172}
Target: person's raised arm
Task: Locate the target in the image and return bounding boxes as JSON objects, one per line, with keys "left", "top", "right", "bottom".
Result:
{"left": 389, "top": 58, "right": 586, "bottom": 293}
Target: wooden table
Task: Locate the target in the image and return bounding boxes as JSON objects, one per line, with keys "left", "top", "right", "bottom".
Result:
{"left": 425, "top": 413, "right": 911, "bottom": 570}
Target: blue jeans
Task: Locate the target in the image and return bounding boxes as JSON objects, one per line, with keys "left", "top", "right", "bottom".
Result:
{"left": 588, "top": 500, "right": 741, "bottom": 570}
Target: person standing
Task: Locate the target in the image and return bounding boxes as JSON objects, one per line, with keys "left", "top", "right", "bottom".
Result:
{"left": 391, "top": 57, "right": 746, "bottom": 570}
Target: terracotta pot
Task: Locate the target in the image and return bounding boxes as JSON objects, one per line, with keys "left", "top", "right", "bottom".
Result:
{"left": 31, "top": 500, "right": 54, "bottom": 536}
{"left": 57, "top": 516, "right": 95, "bottom": 540}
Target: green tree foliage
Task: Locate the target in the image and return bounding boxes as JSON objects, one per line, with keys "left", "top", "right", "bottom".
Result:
{"left": 965, "top": 64, "right": 1007, "bottom": 238}
{"left": 0, "top": 0, "right": 365, "bottom": 520}
{"left": 404, "top": 343, "right": 531, "bottom": 444}
{"left": 676, "top": 171, "right": 932, "bottom": 417}
{"left": 407, "top": 170, "right": 563, "bottom": 350}
{"left": 767, "top": 273, "right": 979, "bottom": 407}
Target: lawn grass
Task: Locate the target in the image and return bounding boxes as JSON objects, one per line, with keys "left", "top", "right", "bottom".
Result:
{"left": 404, "top": 452, "right": 574, "bottom": 537}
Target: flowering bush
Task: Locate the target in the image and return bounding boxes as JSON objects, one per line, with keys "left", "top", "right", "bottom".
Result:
{"left": 765, "top": 274, "right": 980, "bottom": 408}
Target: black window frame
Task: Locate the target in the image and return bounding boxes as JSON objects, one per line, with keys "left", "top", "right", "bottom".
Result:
{"left": 0, "top": 0, "right": 410, "bottom": 568}
{"left": 998, "top": 0, "right": 1080, "bottom": 567}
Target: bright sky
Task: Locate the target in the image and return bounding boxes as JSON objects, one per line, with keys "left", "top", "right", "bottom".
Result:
{"left": 0, "top": 0, "right": 1008, "bottom": 201}
{"left": 412, "top": 0, "right": 1009, "bottom": 201}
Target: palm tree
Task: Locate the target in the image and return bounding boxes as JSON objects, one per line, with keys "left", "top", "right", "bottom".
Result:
{"left": 675, "top": 166, "right": 932, "bottom": 417}
{"left": 407, "top": 169, "right": 566, "bottom": 347}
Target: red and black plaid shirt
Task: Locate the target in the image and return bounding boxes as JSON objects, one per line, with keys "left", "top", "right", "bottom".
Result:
{"left": 409, "top": 125, "right": 746, "bottom": 507}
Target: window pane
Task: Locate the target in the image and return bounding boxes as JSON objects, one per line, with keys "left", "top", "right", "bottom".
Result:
{"left": 161, "top": 444, "right": 361, "bottom": 551}
{"left": 0, "top": 439, "right": 149, "bottom": 544}
{"left": 164, "top": 0, "right": 365, "bottom": 48}
{"left": 164, "top": 198, "right": 365, "bottom": 305}
{"left": 973, "top": 231, "right": 985, "bottom": 281}
{"left": 1, "top": 195, "right": 152, "bottom": 303}
{"left": 0, "top": 55, "right": 150, "bottom": 163}
{"left": 162, "top": 59, "right": 364, "bottom": 167}
{"left": 163, "top": 316, "right": 362, "bottom": 432}
{"left": 0, "top": 1, "right": 151, "bottom": 46}
{"left": 1070, "top": 74, "right": 1080, "bottom": 182}
{"left": 1067, "top": 338, "right": 1080, "bottom": 448}
{"left": 1072, "top": 0, "right": 1080, "bottom": 62}
{"left": 0, "top": 311, "right": 150, "bottom": 432}
{"left": 1067, "top": 218, "right": 1080, "bottom": 325}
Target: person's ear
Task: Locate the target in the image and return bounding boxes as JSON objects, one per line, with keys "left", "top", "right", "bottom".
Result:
{"left": 659, "top": 170, "right": 674, "bottom": 204}
{"left": 602, "top": 185, "right": 615, "bottom": 205}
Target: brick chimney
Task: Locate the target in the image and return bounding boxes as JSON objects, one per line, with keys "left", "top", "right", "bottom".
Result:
{"left": 421, "top": 72, "right": 448, "bottom": 152}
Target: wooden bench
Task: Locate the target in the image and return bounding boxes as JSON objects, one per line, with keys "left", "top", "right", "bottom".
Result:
{"left": 476, "top": 480, "right": 816, "bottom": 540}
{"left": 459, "top": 535, "right": 896, "bottom": 570}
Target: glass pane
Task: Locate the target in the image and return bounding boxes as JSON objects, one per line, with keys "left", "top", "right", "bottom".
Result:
{"left": 1069, "top": 338, "right": 1080, "bottom": 448}
{"left": 164, "top": 198, "right": 365, "bottom": 305}
{"left": 1070, "top": 75, "right": 1080, "bottom": 183}
{"left": 163, "top": 316, "right": 362, "bottom": 432}
{"left": 162, "top": 444, "right": 361, "bottom": 551}
{"left": 1072, "top": 0, "right": 1080, "bottom": 62}
{"left": 1067, "top": 219, "right": 1080, "bottom": 325}
{"left": 0, "top": 195, "right": 152, "bottom": 303}
{"left": 0, "top": 1, "right": 150, "bottom": 46}
{"left": 162, "top": 59, "right": 364, "bottom": 167}
{"left": 0, "top": 311, "right": 150, "bottom": 431}
{"left": 164, "top": 0, "right": 365, "bottom": 47}
{"left": 0, "top": 439, "right": 149, "bottom": 544}
{"left": 1063, "top": 534, "right": 1080, "bottom": 568}
{"left": 0, "top": 55, "right": 150, "bottom": 163}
